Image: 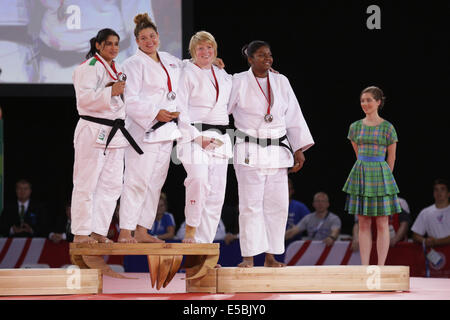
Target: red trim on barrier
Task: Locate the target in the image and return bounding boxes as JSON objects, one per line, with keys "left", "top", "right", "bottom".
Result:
{"left": 315, "top": 243, "right": 333, "bottom": 265}
{"left": 0, "top": 238, "right": 13, "bottom": 263}
{"left": 340, "top": 241, "right": 354, "bottom": 265}
{"left": 14, "top": 238, "right": 32, "bottom": 268}
{"left": 287, "top": 241, "right": 311, "bottom": 266}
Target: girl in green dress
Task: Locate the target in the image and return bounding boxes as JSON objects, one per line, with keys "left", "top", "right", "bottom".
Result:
{"left": 343, "top": 86, "right": 401, "bottom": 265}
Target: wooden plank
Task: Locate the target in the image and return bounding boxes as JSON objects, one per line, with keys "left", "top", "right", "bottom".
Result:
{"left": 70, "top": 243, "right": 219, "bottom": 256}
{"left": 186, "top": 267, "right": 217, "bottom": 293}
{"left": 0, "top": 268, "right": 101, "bottom": 296}
{"left": 157, "top": 256, "right": 172, "bottom": 290}
{"left": 147, "top": 255, "right": 159, "bottom": 288}
{"left": 164, "top": 255, "right": 183, "bottom": 288}
{"left": 213, "top": 266, "right": 409, "bottom": 293}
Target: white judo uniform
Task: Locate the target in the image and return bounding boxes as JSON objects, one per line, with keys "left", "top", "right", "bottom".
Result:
{"left": 228, "top": 69, "right": 314, "bottom": 257}
{"left": 177, "top": 61, "right": 233, "bottom": 243}
{"left": 71, "top": 54, "right": 129, "bottom": 236}
{"left": 120, "top": 49, "right": 183, "bottom": 231}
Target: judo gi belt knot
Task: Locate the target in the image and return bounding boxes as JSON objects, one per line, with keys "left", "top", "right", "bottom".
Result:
{"left": 80, "top": 115, "right": 144, "bottom": 155}
{"left": 235, "top": 129, "right": 293, "bottom": 154}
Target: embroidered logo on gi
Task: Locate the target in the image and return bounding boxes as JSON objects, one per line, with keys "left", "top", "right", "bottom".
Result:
{"left": 169, "top": 63, "right": 177, "bottom": 68}
{"left": 190, "top": 200, "right": 196, "bottom": 205}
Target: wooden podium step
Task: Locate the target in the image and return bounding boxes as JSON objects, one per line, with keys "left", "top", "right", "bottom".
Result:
{"left": 0, "top": 268, "right": 101, "bottom": 296}
{"left": 187, "top": 265, "right": 410, "bottom": 293}
{"left": 69, "top": 242, "right": 220, "bottom": 291}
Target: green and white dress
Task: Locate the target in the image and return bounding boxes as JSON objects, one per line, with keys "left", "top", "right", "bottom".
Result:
{"left": 343, "top": 119, "right": 401, "bottom": 216}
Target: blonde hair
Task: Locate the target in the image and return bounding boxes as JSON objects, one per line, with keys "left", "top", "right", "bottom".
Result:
{"left": 189, "top": 31, "right": 217, "bottom": 61}
{"left": 133, "top": 13, "right": 157, "bottom": 38}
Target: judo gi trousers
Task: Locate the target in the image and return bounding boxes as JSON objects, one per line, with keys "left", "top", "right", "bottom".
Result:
{"left": 182, "top": 161, "right": 228, "bottom": 243}
{"left": 120, "top": 141, "right": 173, "bottom": 230}
{"left": 71, "top": 132, "right": 125, "bottom": 236}
{"left": 234, "top": 164, "right": 289, "bottom": 257}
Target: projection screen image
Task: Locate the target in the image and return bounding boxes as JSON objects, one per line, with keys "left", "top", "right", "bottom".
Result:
{"left": 0, "top": 0, "right": 182, "bottom": 84}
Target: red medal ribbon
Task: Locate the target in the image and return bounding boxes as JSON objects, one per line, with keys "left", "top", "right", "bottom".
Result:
{"left": 210, "top": 66, "right": 219, "bottom": 102}
{"left": 94, "top": 53, "right": 119, "bottom": 81}
{"left": 159, "top": 56, "right": 173, "bottom": 93}
{"left": 255, "top": 73, "right": 271, "bottom": 116}
{"left": 196, "top": 63, "right": 219, "bottom": 102}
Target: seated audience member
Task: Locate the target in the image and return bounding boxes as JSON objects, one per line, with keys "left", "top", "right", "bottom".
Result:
{"left": 351, "top": 196, "right": 412, "bottom": 251}
{"left": 411, "top": 179, "right": 450, "bottom": 247}
{"left": 0, "top": 179, "right": 48, "bottom": 237}
{"left": 148, "top": 193, "right": 176, "bottom": 240}
{"left": 48, "top": 200, "right": 72, "bottom": 243}
{"left": 285, "top": 192, "right": 341, "bottom": 246}
{"left": 286, "top": 178, "right": 310, "bottom": 242}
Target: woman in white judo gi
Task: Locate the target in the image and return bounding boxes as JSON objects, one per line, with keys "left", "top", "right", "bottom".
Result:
{"left": 117, "top": 13, "right": 183, "bottom": 243}
{"left": 228, "top": 40, "right": 314, "bottom": 267}
{"left": 71, "top": 28, "right": 142, "bottom": 244}
{"left": 176, "top": 31, "right": 233, "bottom": 243}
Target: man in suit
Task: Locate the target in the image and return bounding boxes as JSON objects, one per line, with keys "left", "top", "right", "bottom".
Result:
{"left": 0, "top": 179, "right": 48, "bottom": 237}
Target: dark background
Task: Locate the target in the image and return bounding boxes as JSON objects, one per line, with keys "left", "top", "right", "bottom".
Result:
{"left": 0, "top": 0, "right": 448, "bottom": 236}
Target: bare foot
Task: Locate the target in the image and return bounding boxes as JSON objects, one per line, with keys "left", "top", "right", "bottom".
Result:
{"left": 134, "top": 226, "right": 164, "bottom": 243}
{"left": 184, "top": 225, "right": 197, "bottom": 243}
{"left": 73, "top": 235, "right": 98, "bottom": 244}
{"left": 118, "top": 229, "right": 137, "bottom": 243}
{"left": 182, "top": 237, "right": 196, "bottom": 243}
{"left": 215, "top": 264, "right": 222, "bottom": 268}
{"left": 90, "top": 232, "right": 114, "bottom": 243}
{"left": 264, "top": 254, "right": 286, "bottom": 267}
{"left": 238, "top": 257, "right": 254, "bottom": 268}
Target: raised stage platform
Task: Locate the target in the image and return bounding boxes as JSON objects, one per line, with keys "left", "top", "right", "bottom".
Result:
{"left": 0, "top": 273, "right": 449, "bottom": 300}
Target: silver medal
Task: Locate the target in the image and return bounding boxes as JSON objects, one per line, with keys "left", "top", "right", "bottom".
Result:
{"left": 118, "top": 72, "right": 127, "bottom": 82}
{"left": 167, "top": 91, "right": 176, "bottom": 101}
{"left": 264, "top": 114, "right": 273, "bottom": 123}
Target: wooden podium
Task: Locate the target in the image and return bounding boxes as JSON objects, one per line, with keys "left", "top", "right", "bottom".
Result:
{"left": 187, "top": 265, "right": 410, "bottom": 293}
{"left": 69, "top": 242, "right": 220, "bottom": 291}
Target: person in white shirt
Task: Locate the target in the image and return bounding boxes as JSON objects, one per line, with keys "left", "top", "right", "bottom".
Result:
{"left": 117, "top": 13, "right": 183, "bottom": 243}
{"left": 285, "top": 192, "right": 341, "bottom": 246}
{"left": 412, "top": 179, "right": 450, "bottom": 247}
{"left": 71, "top": 28, "right": 141, "bottom": 244}
{"left": 228, "top": 40, "right": 314, "bottom": 267}
{"left": 176, "top": 31, "right": 233, "bottom": 243}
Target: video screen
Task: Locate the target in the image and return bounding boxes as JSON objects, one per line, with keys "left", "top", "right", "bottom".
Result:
{"left": 0, "top": 0, "right": 182, "bottom": 84}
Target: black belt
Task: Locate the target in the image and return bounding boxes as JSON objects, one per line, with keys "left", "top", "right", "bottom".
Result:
{"left": 191, "top": 123, "right": 229, "bottom": 135}
{"left": 148, "top": 118, "right": 178, "bottom": 132}
{"left": 235, "top": 129, "right": 293, "bottom": 154}
{"left": 80, "top": 115, "right": 144, "bottom": 155}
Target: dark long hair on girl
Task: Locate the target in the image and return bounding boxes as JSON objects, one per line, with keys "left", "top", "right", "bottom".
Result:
{"left": 86, "top": 28, "right": 120, "bottom": 59}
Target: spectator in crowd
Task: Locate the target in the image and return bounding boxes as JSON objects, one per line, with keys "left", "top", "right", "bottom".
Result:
{"left": 48, "top": 200, "right": 72, "bottom": 243}
{"left": 286, "top": 178, "right": 310, "bottom": 243}
{"left": 412, "top": 179, "right": 450, "bottom": 247}
{"left": 148, "top": 193, "right": 176, "bottom": 240}
{"left": 285, "top": 192, "right": 341, "bottom": 246}
{"left": 0, "top": 179, "right": 48, "bottom": 237}
{"left": 352, "top": 196, "right": 412, "bottom": 251}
